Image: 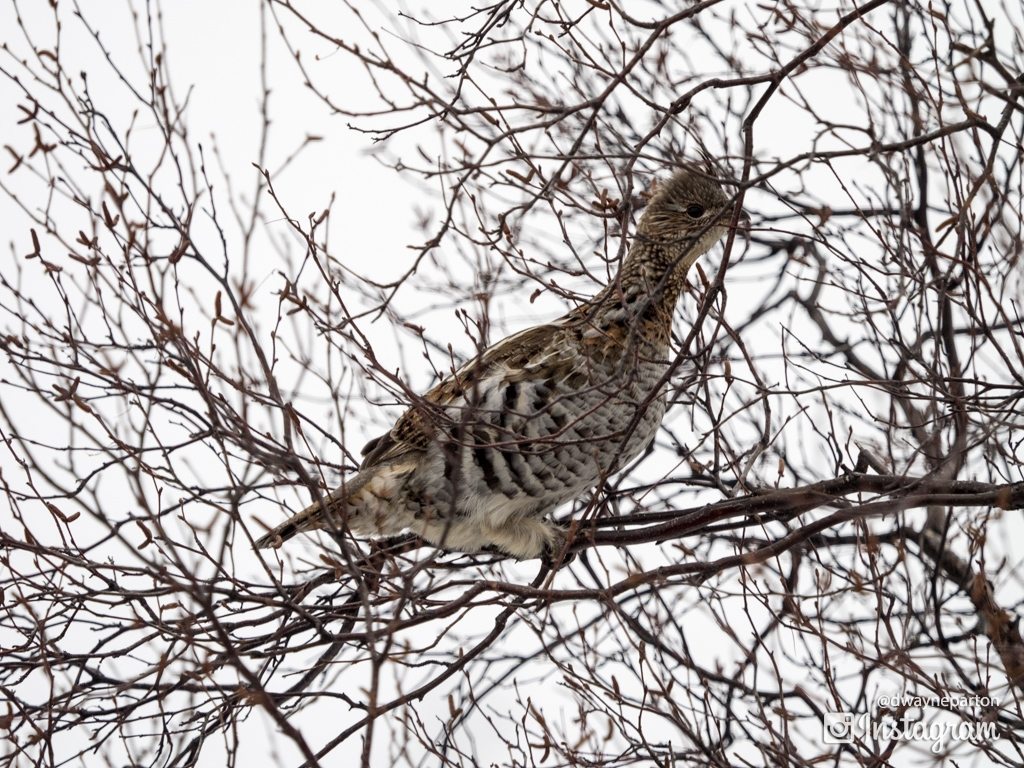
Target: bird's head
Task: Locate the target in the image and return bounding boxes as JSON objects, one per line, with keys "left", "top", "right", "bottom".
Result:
{"left": 635, "top": 168, "right": 741, "bottom": 268}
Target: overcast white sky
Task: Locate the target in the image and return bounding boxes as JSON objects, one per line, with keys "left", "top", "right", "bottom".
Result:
{"left": 0, "top": 4, "right": 428, "bottom": 765}
{"left": 2, "top": 1, "right": 1023, "bottom": 766}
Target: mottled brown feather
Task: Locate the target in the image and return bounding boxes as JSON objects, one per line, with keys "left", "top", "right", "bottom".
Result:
{"left": 254, "top": 166, "right": 739, "bottom": 558}
{"left": 358, "top": 323, "right": 562, "bottom": 469}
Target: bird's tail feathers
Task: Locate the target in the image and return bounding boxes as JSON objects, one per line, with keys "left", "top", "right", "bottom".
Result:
{"left": 252, "top": 463, "right": 413, "bottom": 550}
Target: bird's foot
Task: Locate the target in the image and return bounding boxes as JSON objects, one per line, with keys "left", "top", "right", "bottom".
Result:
{"left": 540, "top": 524, "right": 576, "bottom": 570}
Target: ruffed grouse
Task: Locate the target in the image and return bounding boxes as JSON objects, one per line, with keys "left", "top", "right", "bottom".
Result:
{"left": 255, "top": 167, "right": 737, "bottom": 559}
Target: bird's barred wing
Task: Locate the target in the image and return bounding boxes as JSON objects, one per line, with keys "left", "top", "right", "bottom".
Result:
{"left": 358, "top": 322, "right": 568, "bottom": 468}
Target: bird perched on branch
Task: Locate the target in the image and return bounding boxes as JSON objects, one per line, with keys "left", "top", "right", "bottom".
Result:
{"left": 255, "top": 166, "right": 742, "bottom": 560}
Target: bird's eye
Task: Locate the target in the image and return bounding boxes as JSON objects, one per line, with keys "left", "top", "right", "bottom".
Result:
{"left": 685, "top": 204, "right": 705, "bottom": 218}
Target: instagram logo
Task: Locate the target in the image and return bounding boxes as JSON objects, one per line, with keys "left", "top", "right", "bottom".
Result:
{"left": 822, "top": 712, "right": 856, "bottom": 744}
{"left": 821, "top": 703, "right": 997, "bottom": 751}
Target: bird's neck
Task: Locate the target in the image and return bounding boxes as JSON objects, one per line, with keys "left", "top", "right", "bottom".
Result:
{"left": 586, "top": 240, "right": 694, "bottom": 337}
